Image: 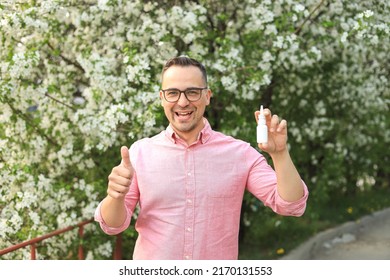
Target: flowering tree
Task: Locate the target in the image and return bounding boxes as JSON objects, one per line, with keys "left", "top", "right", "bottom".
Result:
{"left": 1, "top": 0, "right": 389, "bottom": 259}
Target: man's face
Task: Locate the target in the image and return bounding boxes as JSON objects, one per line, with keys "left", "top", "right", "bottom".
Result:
{"left": 160, "top": 65, "right": 212, "bottom": 139}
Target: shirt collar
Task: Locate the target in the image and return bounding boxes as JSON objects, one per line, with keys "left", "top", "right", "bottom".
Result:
{"left": 165, "top": 118, "right": 212, "bottom": 144}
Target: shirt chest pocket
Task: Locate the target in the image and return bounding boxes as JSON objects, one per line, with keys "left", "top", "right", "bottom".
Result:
{"left": 205, "top": 163, "right": 246, "bottom": 198}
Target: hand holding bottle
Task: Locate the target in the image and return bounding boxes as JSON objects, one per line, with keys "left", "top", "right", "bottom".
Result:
{"left": 254, "top": 106, "right": 288, "bottom": 155}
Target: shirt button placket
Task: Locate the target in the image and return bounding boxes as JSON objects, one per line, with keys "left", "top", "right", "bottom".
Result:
{"left": 183, "top": 147, "right": 195, "bottom": 259}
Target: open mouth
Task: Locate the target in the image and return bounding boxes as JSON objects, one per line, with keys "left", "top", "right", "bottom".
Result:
{"left": 175, "top": 111, "right": 193, "bottom": 120}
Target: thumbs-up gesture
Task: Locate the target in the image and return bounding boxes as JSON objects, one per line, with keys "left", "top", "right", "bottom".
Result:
{"left": 107, "top": 146, "right": 134, "bottom": 199}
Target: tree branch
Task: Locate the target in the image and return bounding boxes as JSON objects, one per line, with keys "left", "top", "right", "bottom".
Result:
{"left": 47, "top": 42, "right": 85, "bottom": 73}
{"left": 6, "top": 101, "right": 59, "bottom": 147}
{"left": 45, "top": 93, "right": 77, "bottom": 111}
{"left": 294, "top": 0, "right": 326, "bottom": 35}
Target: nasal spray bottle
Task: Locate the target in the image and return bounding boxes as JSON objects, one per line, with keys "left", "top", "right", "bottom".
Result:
{"left": 257, "top": 105, "right": 268, "bottom": 144}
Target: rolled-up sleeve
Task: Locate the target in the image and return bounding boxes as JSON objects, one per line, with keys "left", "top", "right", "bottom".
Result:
{"left": 271, "top": 180, "right": 308, "bottom": 216}
{"left": 246, "top": 146, "right": 309, "bottom": 217}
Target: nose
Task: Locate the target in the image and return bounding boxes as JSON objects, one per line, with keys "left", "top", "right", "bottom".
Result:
{"left": 177, "top": 91, "right": 190, "bottom": 107}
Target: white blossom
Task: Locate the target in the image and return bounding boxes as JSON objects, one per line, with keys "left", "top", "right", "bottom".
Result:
{"left": 1, "top": 0, "right": 388, "bottom": 260}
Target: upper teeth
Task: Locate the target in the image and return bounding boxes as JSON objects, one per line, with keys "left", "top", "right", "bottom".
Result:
{"left": 178, "top": 112, "right": 190, "bottom": 115}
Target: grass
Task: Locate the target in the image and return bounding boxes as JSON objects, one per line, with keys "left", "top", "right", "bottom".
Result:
{"left": 238, "top": 186, "right": 390, "bottom": 260}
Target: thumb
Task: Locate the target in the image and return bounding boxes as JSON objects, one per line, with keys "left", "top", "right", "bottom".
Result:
{"left": 120, "top": 146, "right": 132, "bottom": 170}
{"left": 258, "top": 142, "right": 269, "bottom": 151}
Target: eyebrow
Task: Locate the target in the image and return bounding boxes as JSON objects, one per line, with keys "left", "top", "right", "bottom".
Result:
{"left": 163, "top": 87, "right": 206, "bottom": 90}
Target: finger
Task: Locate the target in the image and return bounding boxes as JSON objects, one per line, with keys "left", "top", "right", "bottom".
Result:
{"left": 108, "top": 172, "right": 132, "bottom": 187}
{"left": 263, "top": 108, "right": 272, "bottom": 120}
{"left": 120, "top": 146, "right": 132, "bottom": 170}
{"left": 254, "top": 111, "right": 259, "bottom": 124}
{"left": 270, "top": 114, "right": 279, "bottom": 132}
{"left": 258, "top": 142, "right": 269, "bottom": 151}
{"left": 108, "top": 180, "right": 130, "bottom": 193}
{"left": 277, "top": 119, "right": 287, "bottom": 133}
{"left": 107, "top": 185, "right": 127, "bottom": 199}
{"left": 111, "top": 165, "right": 132, "bottom": 178}
{"left": 254, "top": 108, "right": 271, "bottom": 123}
{"left": 112, "top": 165, "right": 133, "bottom": 179}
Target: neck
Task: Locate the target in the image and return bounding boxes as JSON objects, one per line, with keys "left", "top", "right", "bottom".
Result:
{"left": 172, "top": 118, "right": 206, "bottom": 146}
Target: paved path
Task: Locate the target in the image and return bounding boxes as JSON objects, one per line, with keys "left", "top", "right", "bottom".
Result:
{"left": 281, "top": 208, "right": 390, "bottom": 260}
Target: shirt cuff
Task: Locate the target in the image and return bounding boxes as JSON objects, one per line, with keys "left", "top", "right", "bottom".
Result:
{"left": 94, "top": 201, "right": 131, "bottom": 235}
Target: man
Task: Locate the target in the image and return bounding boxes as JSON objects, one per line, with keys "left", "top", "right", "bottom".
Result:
{"left": 95, "top": 56, "right": 309, "bottom": 260}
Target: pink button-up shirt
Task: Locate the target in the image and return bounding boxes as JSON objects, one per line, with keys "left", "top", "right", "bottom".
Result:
{"left": 95, "top": 118, "right": 308, "bottom": 260}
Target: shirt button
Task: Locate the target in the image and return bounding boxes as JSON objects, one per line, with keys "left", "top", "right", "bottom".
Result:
{"left": 187, "top": 227, "right": 192, "bottom": 232}
{"left": 187, "top": 199, "right": 192, "bottom": 204}
{"left": 184, "top": 255, "right": 190, "bottom": 260}
{"left": 187, "top": 172, "right": 191, "bottom": 176}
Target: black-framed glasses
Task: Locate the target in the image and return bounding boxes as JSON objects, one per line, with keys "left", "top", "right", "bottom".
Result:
{"left": 161, "top": 87, "right": 208, "bottom": 103}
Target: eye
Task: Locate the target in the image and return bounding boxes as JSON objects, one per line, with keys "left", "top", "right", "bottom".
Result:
{"left": 186, "top": 89, "right": 200, "bottom": 96}
{"left": 166, "top": 90, "right": 179, "bottom": 96}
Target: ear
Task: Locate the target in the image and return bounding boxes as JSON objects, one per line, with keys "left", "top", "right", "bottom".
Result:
{"left": 159, "top": 90, "right": 164, "bottom": 106}
{"left": 205, "top": 88, "right": 212, "bottom": 105}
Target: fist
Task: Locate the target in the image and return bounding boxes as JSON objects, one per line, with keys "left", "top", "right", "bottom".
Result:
{"left": 107, "top": 146, "right": 134, "bottom": 199}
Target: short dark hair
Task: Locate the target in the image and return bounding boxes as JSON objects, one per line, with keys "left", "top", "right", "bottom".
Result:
{"left": 161, "top": 56, "right": 208, "bottom": 85}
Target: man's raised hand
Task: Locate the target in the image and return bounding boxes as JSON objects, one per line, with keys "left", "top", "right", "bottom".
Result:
{"left": 107, "top": 146, "right": 134, "bottom": 199}
{"left": 254, "top": 108, "right": 288, "bottom": 155}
